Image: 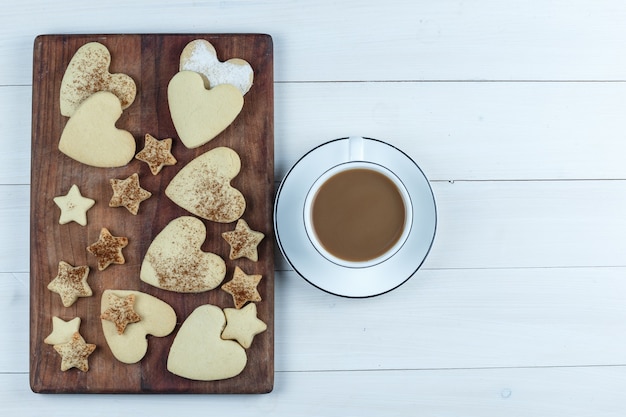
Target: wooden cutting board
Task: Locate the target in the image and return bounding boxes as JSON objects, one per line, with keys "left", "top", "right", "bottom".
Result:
{"left": 29, "top": 34, "right": 274, "bottom": 393}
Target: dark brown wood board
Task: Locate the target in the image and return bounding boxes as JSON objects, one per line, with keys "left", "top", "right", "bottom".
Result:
{"left": 30, "top": 34, "right": 274, "bottom": 393}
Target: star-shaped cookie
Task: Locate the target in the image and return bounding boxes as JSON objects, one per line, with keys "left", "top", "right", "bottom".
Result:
{"left": 53, "top": 184, "right": 95, "bottom": 226}
{"left": 87, "top": 227, "right": 128, "bottom": 271}
{"left": 44, "top": 316, "right": 81, "bottom": 345}
{"left": 109, "top": 173, "right": 152, "bottom": 215}
{"left": 221, "top": 266, "right": 262, "bottom": 309}
{"left": 135, "top": 133, "right": 177, "bottom": 175}
{"left": 53, "top": 331, "right": 96, "bottom": 372}
{"left": 222, "top": 303, "right": 267, "bottom": 348}
{"left": 222, "top": 219, "right": 265, "bottom": 262}
{"left": 47, "top": 261, "right": 92, "bottom": 307}
{"left": 100, "top": 293, "right": 141, "bottom": 334}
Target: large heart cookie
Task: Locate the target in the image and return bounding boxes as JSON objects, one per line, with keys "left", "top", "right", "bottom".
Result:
{"left": 165, "top": 147, "right": 246, "bottom": 223}
{"left": 179, "top": 39, "right": 254, "bottom": 95}
{"left": 58, "top": 91, "right": 136, "bottom": 167}
{"left": 167, "top": 304, "right": 247, "bottom": 381}
{"left": 100, "top": 290, "right": 176, "bottom": 364}
{"left": 168, "top": 70, "right": 243, "bottom": 148}
{"left": 140, "top": 216, "right": 226, "bottom": 293}
{"left": 60, "top": 42, "right": 136, "bottom": 117}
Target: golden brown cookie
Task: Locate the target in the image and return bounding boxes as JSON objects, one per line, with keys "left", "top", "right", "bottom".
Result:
{"left": 100, "top": 293, "right": 141, "bottom": 335}
{"left": 53, "top": 331, "right": 96, "bottom": 372}
{"left": 47, "top": 261, "right": 92, "bottom": 307}
{"left": 135, "top": 133, "right": 177, "bottom": 175}
{"left": 109, "top": 173, "right": 152, "bottom": 215}
{"left": 222, "top": 219, "right": 265, "bottom": 262}
{"left": 221, "top": 266, "right": 262, "bottom": 309}
{"left": 87, "top": 227, "right": 128, "bottom": 271}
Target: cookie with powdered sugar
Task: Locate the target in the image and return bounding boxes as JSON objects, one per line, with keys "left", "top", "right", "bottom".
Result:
{"left": 179, "top": 39, "right": 253, "bottom": 95}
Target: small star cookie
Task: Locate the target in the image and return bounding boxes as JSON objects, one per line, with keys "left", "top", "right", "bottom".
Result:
{"left": 53, "top": 331, "right": 96, "bottom": 372}
{"left": 221, "top": 266, "right": 262, "bottom": 309}
{"left": 53, "top": 184, "right": 95, "bottom": 226}
{"left": 221, "top": 219, "right": 265, "bottom": 262}
{"left": 135, "top": 133, "right": 177, "bottom": 175}
{"left": 47, "top": 261, "right": 92, "bottom": 307}
{"left": 44, "top": 317, "right": 81, "bottom": 345}
{"left": 87, "top": 227, "right": 128, "bottom": 271}
{"left": 109, "top": 173, "right": 152, "bottom": 215}
{"left": 222, "top": 303, "right": 267, "bottom": 348}
{"left": 100, "top": 293, "right": 141, "bottom": 334}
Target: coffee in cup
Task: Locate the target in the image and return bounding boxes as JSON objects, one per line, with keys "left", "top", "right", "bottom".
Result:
{"left": 303, "top": 162, "right": 412, "bottom": 268}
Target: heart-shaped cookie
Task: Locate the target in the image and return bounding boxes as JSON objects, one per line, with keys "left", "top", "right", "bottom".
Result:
{"left": 60, "top": 42, "right": 136, "bottom": 117}
{"left": 165, "top": 147, "right": 246, "bottom": 223}
{"left": 167, "top": 70, "right": 243, "bottom": 148}
{"left": 140, "top": 216, "right": 226, "bottom": 293}
{"left": 167, "top": 304, "right": 247, "bottom": 381}
{"left": 179, "top": 39, "right": 254, "bottom": 95}
{"left": 100, "top": 290, "right": 176, "bottom": 364}
{"left": 58, "top": 91, "right": 136, "bottom": 167}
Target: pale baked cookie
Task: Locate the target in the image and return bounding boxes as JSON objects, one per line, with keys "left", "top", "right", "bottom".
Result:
{"left": 167, "top": 304, "right": 247, "bottom": 381}
{"left": 168, "top": 70, "right": 243, "bottom": 148}
{"left": 222, "top": 303, "right": 267, "bottom": 349}
{"left": 53, "top": 331, "right": 96, "bottom": 372}
{"left": 222, "top": 219, "right": 265, "bottom": 261}
{"left": 86, "top": 227, "right": 128, "bottom": 271}
{"left": 60, "top": 42, "right": 136, "bottom": 117}
{"left": 44, "top": 317, "right": 81, "bottom": 345}
{"left": 140, "top": 216, "right": 226, "bottom": 293}
{"left": 221, "top": 266, "right": 262, "bottom": 309}
{"left": 100, "top": 290, "right": 176, "bottom": 364}
{"left": 135, "top": 133, "right": 177, "bottom": 175}
{"left": 53, "top": 184, "right": 95, "bottom": 226}
{"left": 58, "top": 91, "right": 136, "bottom": 168}
{"left": 179, "top": 39, "right": 254, "bottom": 95}
{"left": 109, "top": 173, "right": 152, "bottom": 215}
{"left": 47, "top": 261, "right": 92, "bottom": 307}
{"left": 165, "top": 146, "right": 246, "bottom": 223}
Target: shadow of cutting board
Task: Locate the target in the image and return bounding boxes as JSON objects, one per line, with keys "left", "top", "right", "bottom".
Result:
{"left": 30, "top": 34, "right": 274, "bottom": 393}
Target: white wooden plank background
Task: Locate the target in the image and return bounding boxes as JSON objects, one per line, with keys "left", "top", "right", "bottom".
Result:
{"left": 3, "top": 0, "right": 626, "bottom": 83}
{"left": 8, "top": 82, "right": 626, "bottom": 186}
{"left": 3, "top": 0, "right": 626, "bottom": 416}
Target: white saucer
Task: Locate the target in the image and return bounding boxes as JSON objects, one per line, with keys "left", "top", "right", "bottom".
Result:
{"left": 274, "top": 137, "right": 437, "bottom": 297}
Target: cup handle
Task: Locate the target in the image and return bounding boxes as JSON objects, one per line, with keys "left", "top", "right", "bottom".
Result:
{"left": 348, "top": 136, "right": 365, "bottom": 161}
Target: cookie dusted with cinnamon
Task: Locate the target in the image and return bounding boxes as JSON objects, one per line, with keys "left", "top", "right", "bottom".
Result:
{"left": 222, "top": 219, "right": 264, "bottom": 262}
{"left": 135, "top": 133, "right": 177, "bottom": 175}
{"left": 165, "top": 147, "right": 246, "bottom": 223}
{"left": 109, "top": 173, "right": 152, "bottom": 215}
{"left": 100, "top": 292, "right": 141, "bottom": 335}
{"left": 221, "top": 266, "right": 262, "bottom": 309}
{"left": 87, "top": 227, "right": 128, "bottom": 271}
{"left": 53, "top": 331, "right": 96, "bottom": 372}
{"left": 47, "top": 261, "right": 92, "bottom": 307}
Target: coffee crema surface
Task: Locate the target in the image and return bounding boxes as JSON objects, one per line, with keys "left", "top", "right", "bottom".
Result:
{"left": 310, "top": 168, "right": 406, "bottom": 262}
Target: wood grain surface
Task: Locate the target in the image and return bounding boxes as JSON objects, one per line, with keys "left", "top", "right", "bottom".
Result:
{"left": 29, "top": 34, "right": 274, "bottom": 394}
